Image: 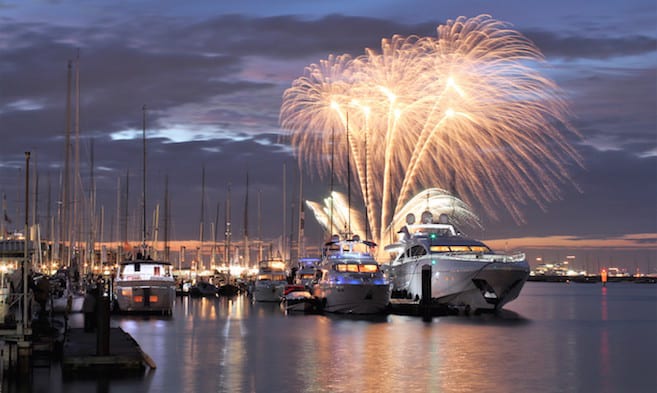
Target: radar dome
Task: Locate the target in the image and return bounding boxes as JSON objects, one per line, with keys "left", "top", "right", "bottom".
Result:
{"left": 406, "top": 213, "right": 416, "bottom": 225}
{"left": 421, "top": 210, "right": 433, "bottom": 224}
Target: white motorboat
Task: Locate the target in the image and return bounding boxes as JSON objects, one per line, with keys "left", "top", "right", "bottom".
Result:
{"left": 385, "top": 211, "right": 529, "bottom": 312}
{"left": 253, "top": 259, "right": 288, "bottom": 302}
{"left": 280, "top": 284, "right": 318, "bottom": 313}
{"left": 114, "top": 257, "right": 176, "bottom": 314}
{"left": 294, "top": 257, "right": 321, "bottom": 288}
{"left": 312, "top": 235, "right": 391, "bottom": 314}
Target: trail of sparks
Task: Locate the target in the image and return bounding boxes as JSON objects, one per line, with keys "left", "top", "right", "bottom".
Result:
{"left": 281, "top": 15, "right": 582, "bottom": 247}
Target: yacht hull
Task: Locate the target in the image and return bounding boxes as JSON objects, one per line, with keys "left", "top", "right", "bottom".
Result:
{"left": 389, "top": 257, "right": 529, "bottom": 311}
{"left": 313, "top": 283, "right": 391, "bottom": 314}
{"left": 114, "top": 280, "right": 176, "bottom": 314}
{"left": 253, "top": 281, "right": 286, "bottom": 302}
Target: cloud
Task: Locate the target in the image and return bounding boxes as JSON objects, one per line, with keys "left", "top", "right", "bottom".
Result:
{"left": 486, "top": 233, "right": 657, "bottom": 251}
{"left": 525, "top": 30, "right": 657, "bottom": 60}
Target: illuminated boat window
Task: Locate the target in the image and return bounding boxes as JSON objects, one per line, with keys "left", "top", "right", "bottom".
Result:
{"left": 470, "top": 246, "right": 490, "bottom": 252}
{"left": 333, "top": 263, "right": 380, "bottom": 273}
{"left": 359, "top": 264, "right": 379, "bottom": 273}
{"left": 430, "top": 246, "right": 451, "bottom": 252}
{"left": 429, "top": 245, "right": 492, "bottom": 253}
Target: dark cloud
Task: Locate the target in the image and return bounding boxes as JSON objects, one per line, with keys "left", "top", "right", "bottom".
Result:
{"left": 524, "top": 30, "right": 657, "bottom": 60}
{"left": 178, "top": 14, "right": 437, "bottom": 59}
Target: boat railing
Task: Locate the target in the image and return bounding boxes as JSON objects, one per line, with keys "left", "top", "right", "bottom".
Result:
{"left": 442, "top": 252, "right": 526, "bottom": 263}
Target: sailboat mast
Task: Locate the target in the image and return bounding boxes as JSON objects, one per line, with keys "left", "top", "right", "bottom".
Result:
{"left": 88, "top": 138, "right": 96, "bottom": 273}
{"left": 346, "top": 112, "right": 351, "bottom": 235}
{"left": 224, "top": 184, "right": 231, "bottom": 267}
{"left": 115, "top": 176, "right": 120, "bottom": 263}
{"left": 73, "top": 50, "right": 80, "bottom": 268}
{"left": 257, "top": 188, "right": 262, "bottom": 262}
{"left": 297, "top": 172, "right": 304, "bottom": 257}
{"left": 62, "top": 60, "right": 72, "bottom": 265}
{"left": 164, "top": 175, "right": 170, "bottom": 262}
{"left": 243, "top": 171, "right": 249, "bottom": 267}
{"left": 1, "top": 193, "right": 6, "bottom": 238}
{"left": 282, "top": 163, "right": 286, "bottom": 262}
{"left": 141, "top": 105, "right": 147, "bottom": 254}
{"left": 329, "top": 127, "right": 334, "bottom": 237}
{"left": 198, "top": 165, "right": 205, "bottom": 269}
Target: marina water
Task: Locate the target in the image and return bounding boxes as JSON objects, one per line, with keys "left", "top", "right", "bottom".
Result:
{"left": 10, "top": 282, "right": 657, "bottom": 393}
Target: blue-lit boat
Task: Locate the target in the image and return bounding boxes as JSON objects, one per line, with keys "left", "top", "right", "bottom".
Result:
{"left": 312, "top": 235, "right": 391, "bottom": 314}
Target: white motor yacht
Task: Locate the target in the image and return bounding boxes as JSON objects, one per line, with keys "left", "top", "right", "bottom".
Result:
{"left": 253, "top": 259, "right": 288, "bottom": 302}
{"left": 313, "top": 235, "right": 391, "bottom": 314}
{"left": 385, "top": 211, "right": 529, "bottom": 312}
{"left": 114, "top": 257, "right": 176, "bottom": 314}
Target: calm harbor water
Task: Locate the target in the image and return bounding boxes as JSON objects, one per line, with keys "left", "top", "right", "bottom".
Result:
{"left": 15, "top": 282, "right": 657, "bottom": 392}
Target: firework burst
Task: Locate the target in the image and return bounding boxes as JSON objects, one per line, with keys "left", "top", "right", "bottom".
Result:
{"left": 281, "top": 14, "right": 581, "bottom": 247}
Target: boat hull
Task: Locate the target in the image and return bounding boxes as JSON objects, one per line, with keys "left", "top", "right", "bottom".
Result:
{"left": 388, "top": 257, "right": 529, "bottom": 311}
{"left": 281, "top": 291, "right": 318, "bottom": 313}
{"left": 114, "top": 280, "right": 176, "bottom": 314}
{"left": 313, "top": 283, "right": 391, "bottom": 314}
{"left": 253, "top": 281, "right": 286, "bottom": 302}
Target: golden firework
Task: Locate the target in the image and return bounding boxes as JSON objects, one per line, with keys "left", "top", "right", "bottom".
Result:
{"left": 281, "top": 15, "right": 581, "bottom": 247}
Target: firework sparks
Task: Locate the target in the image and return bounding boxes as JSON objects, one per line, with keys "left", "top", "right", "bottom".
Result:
{"left": 307, "top": 188, "right": 482, "bottom": 246}
{"left": 281, "top": 14, "right": 581, "bottom": 247}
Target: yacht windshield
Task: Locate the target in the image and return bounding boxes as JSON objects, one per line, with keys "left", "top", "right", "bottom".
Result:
{"left": 258, "top": 273, "right": 287, "bottom": 281}
{"left": 334, "top": 263, "right": 379, "bottom": 273}
{"left": 430, "top": 245, "right": 491, "bottom": 253}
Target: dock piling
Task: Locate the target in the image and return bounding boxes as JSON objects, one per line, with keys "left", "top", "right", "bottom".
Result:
{"left": 96, "top": 295, "right": 110, "bottom": 356}
{"left": 421, "top": 264, "right": 432, "bottom": 321}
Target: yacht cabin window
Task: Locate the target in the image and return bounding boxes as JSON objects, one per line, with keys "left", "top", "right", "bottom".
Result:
{"left": 407, "top": 245, "right": 427, "bottom": 257}
{"left": 334, "top": 263, "right": 379, "bottom": 273}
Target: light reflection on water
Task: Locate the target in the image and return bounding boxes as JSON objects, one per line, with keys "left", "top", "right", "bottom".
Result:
{"left": 12, "top": 282, "right": 657, "bottom": 392}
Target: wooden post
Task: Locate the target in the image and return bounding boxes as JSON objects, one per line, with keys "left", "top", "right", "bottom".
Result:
{"left": 96, "top": 289, "right": 110, "bottom": 356}
{"left": 421, "top": 264, "right": 431, "bottom": 321}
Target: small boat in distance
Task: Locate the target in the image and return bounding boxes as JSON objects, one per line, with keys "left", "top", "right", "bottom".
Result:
{"left": 114, "top": 253, "right": 176, "bottom": 314}
{"left": 313, "top": 235, "right": 391, "bottom": 314}
{"left": 385, "top": 211, "right": 529, "bottom": 313}
{"left": 189, "top": 280, "right": 218, "bottom": 297}
{"left": 253, "top": 258, "right": 288, "bottom": 302}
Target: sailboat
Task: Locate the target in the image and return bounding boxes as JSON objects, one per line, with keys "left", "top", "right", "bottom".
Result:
{"left": 113, "top": 106, "right": 176, "bottom": 315}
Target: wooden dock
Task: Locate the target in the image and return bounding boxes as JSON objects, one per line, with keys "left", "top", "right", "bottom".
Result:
{"left": 389, "top": 298, "right": 458, "bottom": 317}
{"left": 62, "top": 327, "right": 152, "bottom": 376}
